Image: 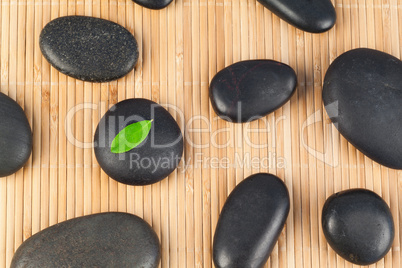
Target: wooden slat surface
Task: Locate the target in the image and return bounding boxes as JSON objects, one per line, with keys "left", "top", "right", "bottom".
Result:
{"left": 0, "top": 0, "right": 401, "bottom": 267}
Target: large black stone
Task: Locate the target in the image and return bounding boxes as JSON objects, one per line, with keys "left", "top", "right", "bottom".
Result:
{"left": 322, "top": 189, "right": 394, "bottom": 265}
{"left": 132, "top": 0, "right": 173, "bottom": 9}
{"left": 323, "top": 48, "right": 402, "bottom": 170}
{"left": 0, "top": 93, "right": 32, "bottom": 177}
{"left": 40, "top": 16, "right": 138, "bottom": 82}
{"left": 213, "top": 173, "right": 290, "bottom": 268}
{"left": 257, "top": 0, "right": 336, "bottom": 33}
{"left": 94, "top": 98, "right": 183, "bottom": 185}
{"left": 209, "top": 60, "right": 297, "bottom": 123}
{"left": 11, "top": 212, "right": 161, "bottom": 268}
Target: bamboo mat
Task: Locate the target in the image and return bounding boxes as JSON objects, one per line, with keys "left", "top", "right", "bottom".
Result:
{"left": 0, "top": 0, "right": 401, "bottom": 267}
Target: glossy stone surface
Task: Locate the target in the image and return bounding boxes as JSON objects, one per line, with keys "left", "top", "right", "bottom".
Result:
{"left": 209, "top": 60, "right": 297, "bottom": 123}
{"left": 323, "top": 48, "right": 402, "bottom": 169}
{"left": 322, "top": 189, "right": 394, "bottom": 265}
{"left": 257, "top": 0, "right": 336, "bottom": 33}
{"left": 213, "top": 173, "right": 290, "bottom": 268}
{"left": 132, "top": 0, "right": 173, "bottom": 9}
{"left": 94, "top": 98, "right": 183, "bottom": 185}
{"left": 40, "top": 16, "right": 138, "bottom": 82}
{"left": 11, "top": 212, "right": 161, "bottom": 268}
{"left": 0, "top": 93, "right": 32, "bottom": 177}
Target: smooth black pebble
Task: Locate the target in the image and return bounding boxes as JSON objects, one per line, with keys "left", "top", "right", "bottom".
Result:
{"left": 0, "top": 93, "right": 32, "bottom": 177}
{"left": 209, "top": 60, "right": 297, "bottom": 123}
{"left": 323, "top": 48, "right": 402, "bottom": 169}
{"left": 132, "top": 0, "right": 173, "bottom": 9}
{"left": 322, "top": 189, "right": 394, "bottom": 265}
{"left": 11, "top": 212, "right": 161, "bottom": 268}
{"left": 40, "top": 16, "right": 139, "bottom": 82}
{"left": 94, "top": 98, "right": 183, "bottom": 185}
{"left": 257, "top": 0, "right": 336, "bottom": 33}
{"left": 213, "top": 173, "right": 290, "bottom": 268}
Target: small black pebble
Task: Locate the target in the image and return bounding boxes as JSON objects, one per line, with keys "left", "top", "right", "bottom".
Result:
{"left": 209, "top": 60, "right": 297, "bottom": 123}
{"left": 257, "top": 0, "right": 336, "bottom": 33}
{"left": 213, "top": 173, "right": 290, "bottom": 268}
{"left": 322, "top": 189, "right": 394, "bottom": 265}
{"left": 132, "top": 0, "right": 173, "bottom": 10}
{"left": 0, "top": 93, "right": 32, "bottom": 177}
{"left": 11, "top": 212, "right": 161, "bottom": 268}
{"left": 40, "top": 16, "right": 139, "bottom": 83}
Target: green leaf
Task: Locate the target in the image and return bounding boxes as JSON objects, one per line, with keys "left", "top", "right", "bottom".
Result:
{"left": 110, "top": 119, "right": 153, "bottom": 153}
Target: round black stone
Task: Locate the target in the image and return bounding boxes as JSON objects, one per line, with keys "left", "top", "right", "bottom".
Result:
{"left": 0, "top": 93, "right": 32, "bottom": 177}
{"left": 323, "top": 48, "right": 402, "bottom": 170}
{"left": 11, "top": 212, "right": 161, "bottom": 268}
{"left": 94, "top": 98, "right": 183, "bottom": 186}
{"left": 322, "top": 189, "right": 394, "bottom": 265}
{"left": 257, "top": 0, "right": 336, "bottom": 33}
{"left": 40, "top": 16, "right": 139, "bottom": 83}
{"left": 213, "top": 173, "right": 290, "bottom": 268}
{"left": 132, "top": 0, "right": 173, "bottom": 9}
{"left": 209, "top": 60, "right": 297, "bottom": 123}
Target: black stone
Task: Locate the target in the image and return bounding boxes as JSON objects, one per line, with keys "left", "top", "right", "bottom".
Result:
{"left": 257, "top": 0, "right": 336, "bottom": 33}
{"left": 11, "top": 212, "right": 161, "bottom": 268}
{"left": 94, "top": 98, "right": 183, "bottom": 185}
{"left": 258, "top": 0, "right": 336, "bottom": 33}
{"left": 209, "top": 60, "right": 297, "bottom": 123}
{"left": 132, "top": 0, "right": 173, "bottom": 9}
{"left": 322, "top": 189, "right": 394, "bottom": 265}
{"left": 323, "top": 48, "right": 402, "bottom": 170}
{"left": 0, "top": 93, "right": 32, "bottom": 177}
{"left": 40, "top": 16, "right": 139, "bottom": 83}
{"left": 213, "top": 173, "right": 290, "bottom": 268}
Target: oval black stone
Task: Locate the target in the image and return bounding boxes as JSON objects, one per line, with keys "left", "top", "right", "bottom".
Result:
{"left": 213, "top": 173, "right": 290, "bottom": 268}
{"left": 0, "top": 93, "right": 32, "bottom": 177}
{"left": 94, "top": 98, "right": 183, "bottom": 185}
{"left": 132, "top": 0, "right": 173, "bottom": 9}
{"left": 11, "top": 212, "right": 161, "bottom": 268}
{"left": 323, "top": 48, "right": 402, "bottom": 169}
{"left": 322, "top": 189, "right": 394, "bottom": 265}
{"left": 40, "top": 16, "right": 139, "bottom": 82}
{"left": 257, "top": 0, "right": 336, "bottom": 33}
{"left": 209, "top": 60, "right": 297, "bottom": 123}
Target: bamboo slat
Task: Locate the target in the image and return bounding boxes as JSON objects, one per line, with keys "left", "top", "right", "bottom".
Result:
{"left": 0, "top": 0, "right": 401, "bottom": 267}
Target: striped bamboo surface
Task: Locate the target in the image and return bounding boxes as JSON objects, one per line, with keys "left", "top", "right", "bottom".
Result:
{"left": 0, "top": 0, "right": 401, "bottom": 267}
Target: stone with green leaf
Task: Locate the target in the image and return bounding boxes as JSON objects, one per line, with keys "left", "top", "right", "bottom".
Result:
{"left": 94, "top": 98, "right": 183, "bottom": 186}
